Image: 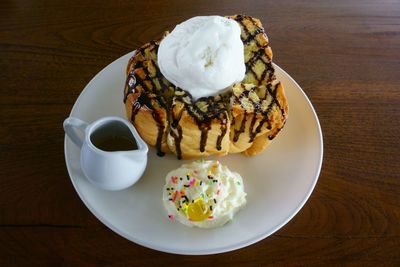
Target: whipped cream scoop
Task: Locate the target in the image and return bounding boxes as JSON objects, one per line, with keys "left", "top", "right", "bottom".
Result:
{"left": 163, "top": 160, "right": 247, "bottom": 228}
{"left": 158, "top": 16, "right": 245, "bottom": 100}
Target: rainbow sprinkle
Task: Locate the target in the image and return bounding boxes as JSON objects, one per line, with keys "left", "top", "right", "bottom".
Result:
{"left": 170, "top": 176, "right": 178, "bottom": 184}
{"left": 172, "top": 191, "right": 178, "bottom": 201}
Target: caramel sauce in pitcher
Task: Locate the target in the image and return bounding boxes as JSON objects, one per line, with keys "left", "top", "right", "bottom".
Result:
{"left": 90, "top": 121, "right": 138, "bottom": 152}
{"left": 93, "top": 136, "right": 137, "bottom": 152}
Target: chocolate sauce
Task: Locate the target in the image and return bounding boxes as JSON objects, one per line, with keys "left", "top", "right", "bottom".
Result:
{"left": 249, "top": 117, "right": 270, "bottom": 142}
{"left": 268, "top": 127, "right": 283, "bottom": 140}
{"left": 216, "top": 122, "right": 227, "bottom": 151}
{"left": 232, "top": 80, "right": 287, "bottom": 143}
{"left": 130, "top": 92, "right": 166, "bottom": 156}
{"left": 169, "top": 106, "right": 183, "bottom": 159}
{"left": 248, "top": 114, "right": 258, "bottom": 142}
{"left": 235, "top": 15, "right": 274, "bottom": 85}
{"left": 233, "top": 111, "right": 247, "bottom": 142}
{"left": 172, "top": 91, "right": 229, "bottom": 158}
{"left": 199, "top": 123, "right": 210, "bottom": 153}
{"left": 266, "top": 83, "right": 286, "bottom": 120}
{"left": 124, "top": 41, "right": 173, "bottom": 157}
{"left": 170, "top": 122, "right": 183, "bottom": 160}
{"left": 124, "top": 41, "right": 173, "bottom": 103}
{"left": 130, "top": 100, "right": 141, "bottom": 122}
{"left": 242, "top": 28, "right": 263, "bottom": 45}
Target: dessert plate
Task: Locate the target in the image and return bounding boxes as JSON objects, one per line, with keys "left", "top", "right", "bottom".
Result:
{"left": 64, "top": 51, "right": 323, "bottom": 255}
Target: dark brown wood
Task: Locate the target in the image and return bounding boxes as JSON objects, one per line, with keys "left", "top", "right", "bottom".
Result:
{"left": 1, "top": 0, "right": 399, "bottom": 265}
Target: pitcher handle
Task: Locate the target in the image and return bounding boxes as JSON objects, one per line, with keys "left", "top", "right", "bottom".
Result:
{"left": 63, "top": 117, "right": 89, "bottom": 148}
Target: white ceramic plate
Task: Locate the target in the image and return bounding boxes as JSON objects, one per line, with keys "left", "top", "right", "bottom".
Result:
{"left": 64, "top": 51, "right": 323, "bottom": 255}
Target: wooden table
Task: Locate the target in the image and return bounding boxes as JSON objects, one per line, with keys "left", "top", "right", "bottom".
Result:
{"left": 1, "top": 0, "right": 399, "bottom": 265}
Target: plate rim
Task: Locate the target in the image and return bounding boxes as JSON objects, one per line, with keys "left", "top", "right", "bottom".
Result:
{"left": 64, "top": 51, "right": 324, "bottom": 255}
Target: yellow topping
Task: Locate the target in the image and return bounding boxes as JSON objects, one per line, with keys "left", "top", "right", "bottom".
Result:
{"left": 182, "top": 202, "right": 189, "bottom": 213}
{"left": 187, "top": 198, "right": 212, "bottom": 221}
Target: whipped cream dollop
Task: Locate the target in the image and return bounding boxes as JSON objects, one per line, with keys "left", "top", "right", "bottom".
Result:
{"left": 158, "top": 16, "right": 245, "bottom": 100}
{"left": 162, "top": 160, "right": 246, "bottom": 228}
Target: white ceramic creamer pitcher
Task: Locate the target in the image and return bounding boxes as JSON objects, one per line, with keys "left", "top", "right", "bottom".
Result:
{"left": 63, "top": 116, "right": 148, "bottom": 190}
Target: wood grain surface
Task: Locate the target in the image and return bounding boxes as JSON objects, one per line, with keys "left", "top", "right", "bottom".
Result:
{"left": 1, "top": 0, "right": 399, "bottom": 266}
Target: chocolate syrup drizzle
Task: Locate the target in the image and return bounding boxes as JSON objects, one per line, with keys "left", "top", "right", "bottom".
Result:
{"left": 232, "top": 81, "right": 286, "bottom": 143}
{"left": 216, "top": 122, "right": 227, "bottom": 151}
{"left": 230, "top": 15, "right": 287, "bottom": 144}
{"left": 235, "top": 15, "right": 275, "bottom": 84}
{"left": 124, "top": 41, "right": 172, "bottom": 156}
{"left": 170, "top": 110, "right": 183, "bottom": 159}
{"left": 170, "top": 90, "right": 229, "bottom": 159}
{"left": 123, "top": 15, "right": 287, "bottom": 159}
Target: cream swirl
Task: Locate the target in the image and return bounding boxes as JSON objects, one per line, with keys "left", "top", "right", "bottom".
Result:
{"left": 162, "top": 160, "right": 246, "bottom": 228}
